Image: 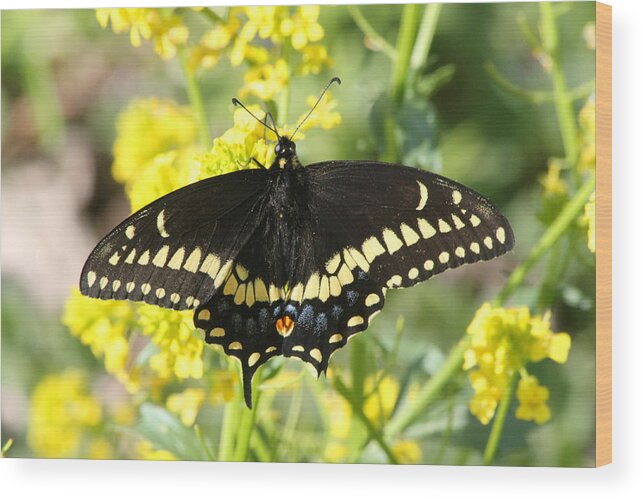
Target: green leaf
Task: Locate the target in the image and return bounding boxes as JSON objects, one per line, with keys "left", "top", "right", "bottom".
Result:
{"left": 135, "top": 403, "right": 210, "bottom": 461}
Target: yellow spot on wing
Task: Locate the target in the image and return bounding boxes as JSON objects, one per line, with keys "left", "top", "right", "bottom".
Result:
{"left": 87, "top": 271, "right": 96, "bottom": 287}
{"left": 416, "top": 180, "right": 428, "bottom": 210}
{"left": 183, "top": 248, "right": 202, "bottom": 273}
{"left": 254, "top": 278, "right": 269, "bottom": 302}
{"left": 170, "top": 293, "right": 181, "bottom": 304}
{"left": 214, "top": 260, "right": 233, "bottom": 289}
{"left": 346, "top": 247, "right": 370, "bottom": 272}
{"left": 303, "top": 273, "right": 321, "bottom": 300}
{"left": 248, "top": 352, "right": 261, "bottom": 367}
{"left": 470, "top": 242, "right": 480, "bottom": 254}
{"left": 112, "top": 280, "right": 121, "bottom": 292}
{"left": 210, "top": 327, "right": 225, "bottom": 337}
{"left": 156, "top": 210, "right": 169, "bottom": 238}
{"left": 424, "top": 260, "right": 434, "bottom": 271}
{"left": 337, "top": 264, "right": 354, "bottom": 286}
{"left": 362, "top": 237, "right": 386, "bottom": 263}
{"left": 347, "top": 316, "right": 364, "bottom": 327}
{"left": 310, "top": 348, "right": 322, "bottom": 363}
{"left": 484, "top": 236, "right": 493, "bottom": 249}
{"left": 417, "top": 218, "right": 436, "bottom": 239}
{"left": 496, "top": 227, "right": 506, "bottom": 244}
{"left": 382, "top": 229, "right": 403, "bottom": 254}
{"left": 439, "top": 251, "right": 450, "bottom": 263}
{"left": 125, "top": 248, "right": 136, "bottom": 264}
{"left": 400, "top": 223, "right": 420, "bottom": 246}
{"left": 408, "top": 267, "right": 419, "bottom": 279}
{"left": 229, "top": 341, "right": 242, "bottom": 350}
{"left": 99, "top": 277, "right": 108, "bottom": 290}
{"left": 438, "top": 219, "right": 451, "bottom": 233}
{"left": 329, "top": 276, "right": 342, "bottom": 296}
{"left": 199, "top": 253, "right": 221, "bottom": 279}
{"left": 365, "top": 293, "right": 380, "bottom": 306}
{"left": 156, "top": 288, "right": 166, "bottom": 299}
{"left": 137, "top": 250, "right": 150, "bottom": 265}
{"left": 325, "top": 253, "right": 341, "bottom": 274}
{"left": 455, "top": 247, "right": 465, "bottom": 258}
{"left": 319, "top": 276, "right": 330, "bottom": 302}
{"left": 236, "top": 264, "right": 249, "bottom": 281}
{"left": 292, "top": 345, "right": 305, "bottom": 352}
{"left": 152, "top": 245, "right": 170, "bottom": 267}
{"left": 141, "top": 283, "right": 151, "bottom": 295}
{"left": 234, "top": 284, "right": 246, "bottom": 305}
{"left": 290, "top": 282, "right": 304, "bottom": 303}
{"left": 224, "top": 274, "right": 238, "bottom": 296}
{"left": 198, "top": 309, "right": 210, "bottom": 321}
{"left": 109, "top": 252, "right": 120, "bottom": 265}
{"left": 452, "top": 190, "right": 462, "bottom": 204}
{"left": 451, "top": 214, "right": 465, "bottom": 230}
{"left": 470, "top": 214, "right": 481, "bottom": 227}
{"left": 329, "top": 334, "right": 343, "bottom": 343}
{"left": 125, "top": 225, "right": 135, "bottom": 239}
{"left": 168, "top": 247, "right": 185, "bottom": 270}
{"left": 126, "top": 282, "right": 135, "bottom": 293}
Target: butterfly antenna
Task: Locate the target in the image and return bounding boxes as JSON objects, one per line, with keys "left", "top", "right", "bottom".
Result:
{"left": 291, "top": 76, "right": 341, "bottom": 141}
{"left": 231, "top": 98, "right": 280, "bottom": 139}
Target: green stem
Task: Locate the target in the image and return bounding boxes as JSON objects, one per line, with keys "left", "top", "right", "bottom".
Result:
{"left": 540, "top": 2, "right": 579, "bottom": 167}
{"left": 233, "top": 375, "right": 261, "bottom": 462}
{"left": 494, "top": 173, "right": 595, "bottom": 306}
{"left": 218, "top": 391, "right": 240, "bottom": 461}
{"left": 178, "top": 46, "right": 211, "bottom": 150}
{"left": 409, "top": 4, "right": 442, "bottom": 73}
{"left": 347, "top": 5, "right": 397, "bottom": 60}
{"left": 383, "top": 4, "right": 423, "bottom": 163}
{"left": 483, "top": 372, "right": 518, "bottom": 465}
{"left": 390, "top": 4, "right": 422, "bottom": 104}
{"left": 199, "top": 7, "right": 225, "bottom": 25}
{"left": 387, "top": 337, "right": 470, "bottom": 435}
{"left": 333, "top": 376, "right": 399, "bottom": 464}
{"left": 194, "top": 424, "right": 215, "bottom": 461}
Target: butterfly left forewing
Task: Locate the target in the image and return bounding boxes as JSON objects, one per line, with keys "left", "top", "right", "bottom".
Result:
{"left": 80, "top": 170, "right": 270, "bottom": 310}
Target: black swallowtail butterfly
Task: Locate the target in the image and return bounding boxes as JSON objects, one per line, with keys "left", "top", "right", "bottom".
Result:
{"left": 80, "top": 78, "right": 514, "bottom": 408}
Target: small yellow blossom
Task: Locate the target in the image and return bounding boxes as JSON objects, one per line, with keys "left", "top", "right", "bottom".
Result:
{"left": 578, "top": 98, "right": 596, "bottom": 173}
{"left": 166, "top": 388, "right": 206, "bottom": 426}
{"left": 136, "top": 440, "right": 176, "bottom": 460}
{"left": 324, "top": 441, "right": 349, "bottom": 463}
{"left": 96, "top": 8, "right": 188, "bottom": 60}
{"left": 210, "top": 369, "right": 239, "bottom": 405}
{"left": 363, "top": 374, "right": 399, "bottom": 426}
{"left": 112, "top": 98, "right": 198, "bottom": 185}
{"left": 28, "top": 370, "right": 102, "bottom": 458}
{"left": 63, "top": 290, "right": 138, "bottom": 391}
{"left": 516, "top": 375, "right": 552, "bottom": 424}
{"left": 87, "top": 437, "right": 114, "bottom": 460}
{"left": 464, "top": 303, "right": 571, "bottom": 425}
{"left": 197, "top": 105, "right": 274, "bottom": 177}
{"left": 137, "top": 305, "right": 204, "bottom": 381}
{"left": 280, "top": 6, "right": 325, "bottom": 50}
{"left": 584, "top": 192, "right": 596, "bottom": 253}
{"left": 392, "top": 440, "right": 422, "bottom": 464}
{"left": 299, "top": 44, "right": 334, "bottom": 75}
{"left": 540, "top": 159, "right": 567, "bottom": 197}
{"left": 295, "top": 92, "right": 342, "bottom": 133}
{"left": 241, "top": 59, "right": 290, "bottom": 101}
{"left": 242, "top": 6, "right": 286, "bottom": 41}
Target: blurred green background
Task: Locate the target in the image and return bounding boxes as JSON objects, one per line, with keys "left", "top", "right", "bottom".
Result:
{"left": 1, "top": 3, "right": 596, "bottom": 465}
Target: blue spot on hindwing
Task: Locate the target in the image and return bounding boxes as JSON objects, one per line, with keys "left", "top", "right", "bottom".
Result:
{"left": 314, "top": 313, "right": 328, "bottom": 336}
{"left": 331, "top": 304, "right": 343, "bottom": 321}
{"left": 284, "top": 303, "right": 299, "bottom": 319}
{"left": 246, "top": 317, "right": 257, "bottom": 336}
{"left": 346, "top": 290, "right": 358, "bottom": 306}
{"left": 299, "top": 305, "right": 314, "bottom": 328}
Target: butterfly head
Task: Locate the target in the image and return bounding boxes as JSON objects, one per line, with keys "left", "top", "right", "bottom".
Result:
{"left": 273, "top": 136, "right": 298, "bottom": 169}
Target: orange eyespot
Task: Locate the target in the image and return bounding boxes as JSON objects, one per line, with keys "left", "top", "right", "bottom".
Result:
{"left": 276, "top": 315, "right": 295, "bottom": 337}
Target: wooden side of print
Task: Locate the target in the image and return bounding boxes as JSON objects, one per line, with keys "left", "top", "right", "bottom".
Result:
{"left": 595, "top": 1, "right": 612, "bottom": 467}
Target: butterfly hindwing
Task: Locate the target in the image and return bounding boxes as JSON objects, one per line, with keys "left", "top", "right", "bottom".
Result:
{"left": 80, "top": 170, "right": 270, "bottom": 310}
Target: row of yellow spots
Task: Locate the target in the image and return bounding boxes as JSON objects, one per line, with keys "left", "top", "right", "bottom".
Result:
{"left": 86, "top": 270, "right": 202, "bottom": 308}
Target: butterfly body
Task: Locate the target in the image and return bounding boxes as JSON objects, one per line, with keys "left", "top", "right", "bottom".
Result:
{"left": 81, "top": 132, "right": 514, "bottom": 408}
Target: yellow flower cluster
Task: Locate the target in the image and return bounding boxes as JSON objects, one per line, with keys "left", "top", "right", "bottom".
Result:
{"left": 464, "top": 303, "right": 571, "bottom": 425}
{"left": 540, "top": 158, "right": 567, "bottom": 197}
{"left": 63, "top": 290, "right": 138, "bottom": 391}
{"left": 166, "top": 388, "right": 206, "bottom": 426}
{"left": 322, "top": 371, "right": 421, "bottom": 464}
{"left": 137, "top": 305, "right": 204, "bottom": 381}
{"left": 28, "top": 370, "right": 103, "bottom": 458}
{"left": 96, "top": 8, "right": 189, "bottom": 60}
{"left": 112, "top": 98, "right": 201, "bottom": 211}
{"left": 96, "top": 7, "right": 334, "bottom": 102}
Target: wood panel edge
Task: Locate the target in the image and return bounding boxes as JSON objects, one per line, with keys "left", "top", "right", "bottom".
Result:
{"left": 595, "top": 0, "right": 612, "bottom": 468}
